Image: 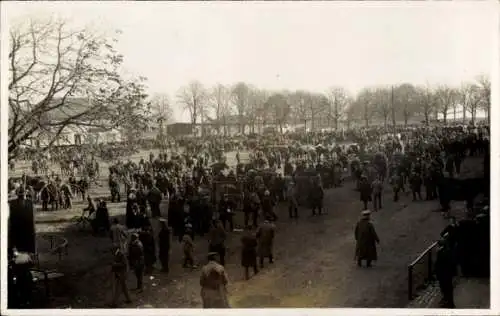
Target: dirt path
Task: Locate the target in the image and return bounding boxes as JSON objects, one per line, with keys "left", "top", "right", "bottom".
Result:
{"left": 36, "top": 156, "right": 483, "bottom": 308}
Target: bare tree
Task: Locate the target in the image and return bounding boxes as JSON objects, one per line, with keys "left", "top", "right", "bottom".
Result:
{"left": 308, "top": 93, "right": 328, "bottom": 131}
{"left": 248, "top": 87, "right": 268, "bottom": 133}
{"left": 265, "top": 92, "right": 291, "bottom": 134}
{"left": 458, "top": 83, "right": 472, "bottom": 123}
{"left": 435, "top": 85, "right": 456, "bottom": 124}
{"left": 344, "top": 102, "right": 357, "bottom": 130}
{"left": 289, "top": 90, "right": 310, "bottom": 129}
{"left": 354, "top": 88, "right": 376, "bottom": 128}
{"left": 373, "top": 87, "right": 391, "bottom": 129}
{"left": 177, "top": 80, "right": 207, "bottom": 135}
{"left": 414, "top": 85, "right": 437, "bottom": 126}
{"left": 231, "top": 82, "right": 250, "bottom": 134}
{"left": 465, "top": 83, "right": 484, "bottom": 124}
{"left": 393, "top": 83, "right": 418, "bottom": 126}
{"left": 150, "top": 93, "right": 173, "bottom": 124}
{"left": 8, "top": 17, "right": 149, "bottom": 159}
{"left": 326, "top": 87, "right": 350, "bottom": 131}
{"left": 150, "top": 93, "right": 172, "bottom": 146}
{"left": 476, "top": 75, "right": 491, "bottom": 122}
{"left": 209, "top": 83, "right": 232, "bottom": 135}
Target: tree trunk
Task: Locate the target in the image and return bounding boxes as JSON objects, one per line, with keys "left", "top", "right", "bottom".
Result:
{"left": 453, "top": 106, "right": 457, "bottom": 121}
{"left": 471, "top": 108, "right": 476, "bottom": 124}
{"left": 443, "top": 111, "right": 447, "bottom": 124}
{"left": 424, "top": 112, "right": 429, "bottom": 126}
{"left": 223, "top": 116, "right": 227, "bottom": 136}
{"left": 462, "top": 104, "right": 467, "bottom": 123}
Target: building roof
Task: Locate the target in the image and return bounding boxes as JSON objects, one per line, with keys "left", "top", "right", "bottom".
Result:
{"left": 42, "top": 97, "right": 95, "bottom": 122}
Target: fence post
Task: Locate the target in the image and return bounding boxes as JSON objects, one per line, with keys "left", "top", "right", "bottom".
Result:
{"left": 408, "top": 265, "right": 413, "bottom": 300}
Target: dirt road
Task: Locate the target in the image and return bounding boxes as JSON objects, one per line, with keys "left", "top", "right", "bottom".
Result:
{"left": 32, "top": 155, "right": 483, "bottom": 308}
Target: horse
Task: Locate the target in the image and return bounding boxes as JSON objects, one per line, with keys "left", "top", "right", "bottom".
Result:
{"left": 437, "top": 177, "right": 487, "bottom": 213}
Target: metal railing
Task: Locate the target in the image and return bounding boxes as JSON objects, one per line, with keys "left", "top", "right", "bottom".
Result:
{"left": 408, "top": 241, "right": 439, "bottom": 300}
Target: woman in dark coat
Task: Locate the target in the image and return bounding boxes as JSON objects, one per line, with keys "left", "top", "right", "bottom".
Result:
{"left": 92, "top": 200, "right": 110, "bottom": 234}
{"left": 240, "top": 226, "right": 259, "bottom": 280}
{"left": 354, "top": 210, "right": 380, "bottom": 267}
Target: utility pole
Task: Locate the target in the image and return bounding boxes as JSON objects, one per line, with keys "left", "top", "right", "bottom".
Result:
{"left": 391, "top": 85, "right": 397, "bottom": 135}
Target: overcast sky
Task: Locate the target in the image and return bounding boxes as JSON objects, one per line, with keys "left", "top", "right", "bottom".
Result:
{"left": 4, "top": 1, "right": 497, "bottom": 122}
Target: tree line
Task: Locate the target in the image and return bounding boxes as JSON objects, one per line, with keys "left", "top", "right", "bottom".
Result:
{"left": 8, "top": 17, "right": 491, "bottom": 160}
{"left": 166, "top": 76, "right": 490, "bottom": 135}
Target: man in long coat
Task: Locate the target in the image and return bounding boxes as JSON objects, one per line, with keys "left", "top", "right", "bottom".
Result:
{"left": 256, "top": 218, "right": 276, "bottom": 268}
{"left": 354, "top": 210, "right": 380, "bottom": 267}
{"left": 200, "top": 252, "right": 230, "bottom": 308}
{"left": 359, "top": 176, "right": 372, "bottom": 210}
{"left": 138, "top": 225, "right": 156, "bottom": 275}
{"left": 158, "top": 218, "right": 171, "bottom": 273}
{"left": 240, "top": 226, "right": 259, "bottom": 280}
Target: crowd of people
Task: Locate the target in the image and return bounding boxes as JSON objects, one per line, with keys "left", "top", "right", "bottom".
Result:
{"left": 8, "top": 121, "right": 490, "bottom": 308}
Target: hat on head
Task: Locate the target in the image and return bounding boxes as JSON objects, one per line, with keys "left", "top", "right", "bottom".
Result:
{"left": 361, "top": 210, "right": 371, "bottom": 217}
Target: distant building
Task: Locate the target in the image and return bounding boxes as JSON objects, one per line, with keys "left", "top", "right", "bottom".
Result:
{"left": 166, "top": 122, "right": 194, "bottom": 137}
{"left": 24, "top": 98, "right": 122, "bottom": 148}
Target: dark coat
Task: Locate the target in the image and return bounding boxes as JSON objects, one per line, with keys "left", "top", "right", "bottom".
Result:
{"left": 354, "top": 219, "right": 379, "bottom": 261}
{"left": 139, "top": 230, "right": 156, "bottom": 266}
{"left": 158, "top": 227, "right": 171, "bottom": 260}
{"left": 256, "top": 221, "right": 275, "bottom": 257}
{"left": 359, "top": 181, "right": 372, "bottom": 202}
{"left": 128, "top": 239, "right": 145, "bottom": 269}
{"left": 435, "top": 245, "right": 455, "bottom": 280}
{"left": 240, "top": 232, "right": 258, "bottom": 267}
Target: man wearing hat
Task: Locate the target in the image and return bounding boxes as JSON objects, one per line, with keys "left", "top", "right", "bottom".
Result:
{"left": 354, "top": 210, "right": 380, "bottom": 267}
{"left": 139, "top": 224, "right": 156, "bottom": 275}
{"left": 240, "top": 225, "right": 259, "bottom": 280}
{"left": 128, "top": 233, "right": 145, "bottom": 292}
{"left": 256, "top": 217, "right": 276, "bottom": 268}
{"left": 110, "top": 247, "right": 132, "bottom": 307}
{"left": 158, "top": 218, "right": 171, "bottom": 273}
{"left": 434, "top": 237, "right": 456, "bottom": 308}
{"left": 200, "top": 252, "right": 230, "bottom": 308}
{"left": 208, "top": 220, "right": 227, "bottom": 266}
{"left": 359, "top": 176, "right": 372, "bottom": 210}
{"left": 110, "top": 218, "right": 128, "bottom": 254}
{"left": 219, "top": 194, "right": 235, "bottom": 232}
